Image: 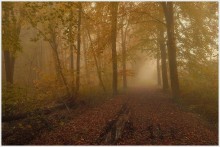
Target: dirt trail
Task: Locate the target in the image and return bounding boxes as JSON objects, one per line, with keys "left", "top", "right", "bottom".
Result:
{"left": 31, "top": 88, "right": 218, "bottom": 145}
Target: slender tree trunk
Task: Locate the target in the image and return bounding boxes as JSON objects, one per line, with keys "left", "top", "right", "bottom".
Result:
{"left": 159, "top": 27, "right": 169, "bottom": 91}
{"left": 121, "top": 26, "right": 128, "bottom": 91}
{"left": 52, "top": 43, "right": 71, "bottom": 97}
{"left": 111, "top": 2, "right": 119, "bottom": 96}
{"left": 49, "top": 34, "right": 72, "bottom": 111}
{"left": 70, "top": 43, "right": 74, "bottom": 91}
{"left": 162, "top": 2, "right": 180, "bottom": 98}
{"left": 87, "top": 29, "right": 106, "bottom": 93}
{"left": 69, "top": 10, "right": 75, "bottom": 94}
{"left": 96, "top": 28, "right": 106, "bottom": 92}
{"left": 49, "top": 23, "right": 71, "bottom": 97}
{"left": 82, "top": 31, "right": 90, "bottom": 85}
{"left": 76, "top": 3, "right": 82, "bottom": 96}
{"left": 10, "top": 56, "right": 15, "bottom": 83}
{"left": 51, "top": 47, "right": 62, "bottom": 81}
{"left": 97, "top": 27, "right": 102, "bottom": 77}
{"left": 157, "top": 51, "right": 161, "bottom": 86}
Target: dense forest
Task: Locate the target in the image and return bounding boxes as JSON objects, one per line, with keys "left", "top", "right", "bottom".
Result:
{"left": 2, "top": 2, "right": 218, "bottom": 145}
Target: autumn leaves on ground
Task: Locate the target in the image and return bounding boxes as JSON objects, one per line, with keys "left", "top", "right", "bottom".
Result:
{"left": 2, "top": 2, "right": 218, "bottom": 145}
{"left": 30, "top": 88, "right": 217, "bottom": 145}
{"left": 3, "top": 88, "right": 218, "bottom": 145}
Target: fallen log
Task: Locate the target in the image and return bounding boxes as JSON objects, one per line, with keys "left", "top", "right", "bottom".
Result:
{"left": 2, "top": 102, "right": 73, "bottom": 122}
{"left": 96, "top": 103, "right": 131, "bottom": 145}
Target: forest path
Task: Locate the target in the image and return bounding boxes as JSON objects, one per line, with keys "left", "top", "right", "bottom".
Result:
{"left": 31, "top": 88, "right": 218, "bottom": 145}
{"left": 117, "top": 88, "right": 218, "bottom": 145}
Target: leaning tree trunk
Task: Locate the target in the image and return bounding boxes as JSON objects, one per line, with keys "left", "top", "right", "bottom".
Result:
{"left": 49, "top": 23, "right": 71, "bottom": 98}
{"left": 52, "top": 42, "right": 71, "bottom": 97}
{"left": 157, "top": 50, "right": 161, "bottom": 86}
{"left": 159, "top": 26, "right": 169, "bottom": 91}
{"left": 111, "top": 2, "right": 119, "bottom": 96}
{"left": 87, "top": 29, "right": 106, "bottom": 93}
{"left": 76, "top": 3, "right": 82, "bottom": 97}
{"left": 162, "top": 2, "right": 180, "bottom": 99}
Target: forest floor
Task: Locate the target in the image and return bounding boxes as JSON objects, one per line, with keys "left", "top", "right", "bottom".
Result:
{"left": 28, "top": 88, "right": 218, "bottom": 145}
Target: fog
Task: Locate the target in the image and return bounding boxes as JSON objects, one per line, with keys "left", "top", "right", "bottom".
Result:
{"left": 2, "top": 2, "right": 218, "bottom": 145}
{"left": 135, "top": 60, "right": 157, "bottom": 87}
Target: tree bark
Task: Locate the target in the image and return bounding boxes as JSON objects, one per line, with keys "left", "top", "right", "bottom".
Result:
{"left": 121, "top": 23, "right": 128, "bottom": 91}
{"left": 159, "top": 27, "right": 169, "bottom": 91}
{"left": 87, "top": 29, "right": 106, "bottom": 93}
{"left": 111, "top": 2, "right": 119, "bottom": 96}
{"left": 69, "top": 10, "right": 75, "bottom": 94}
{"left": 52, "top": 43, "right": 71, "bottom": 97}
{"left": 76, "top": 3, "right": 82, "bottom": 96}
{"left": 82, "top": 30, "right": 90, "bottom": 85}
{"left": 157, "top": 50, "right": 161, "bottom": 86}
{"left": 162, "top": 2, "right": 180, "bottom": 98}
{"left": 49, "top": 23, "right": 71, "bottom": 98}
{"left": 3, "top": 4, "right": 17, "bottom": 85}
{"left": 4, "top": 51, "right": 14, "bottom": 84}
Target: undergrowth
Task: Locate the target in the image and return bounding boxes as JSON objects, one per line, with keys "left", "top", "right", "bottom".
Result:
{"left": 178, "top": 62, "right": 218, "bottom": 126}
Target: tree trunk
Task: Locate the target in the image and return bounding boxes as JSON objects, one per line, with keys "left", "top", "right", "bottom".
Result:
{"left": 49, "top": 23, "right": 71, "bottom": 98}
{"left": 121, "top": 24, "right": 128, "bottom": 91}
{"left": 76, "top": 3, "right": 82, "bottom": 96}
{"left": 52, "top": 43, "right": 71, "bottom": 97}
{"left": 97, "top": 28, "right": 102, "bottom": 78}
{"left": 4, "top": 51, "right": 10, "bottom": 83}
{"left": 3, "top": 5, "right": 16, "bottom": 85}
{"left": 162, "top": 2, "right": 180, "bottom": 98}
{"left": 87, "top": 29, "right": 106, "bottom": 93}
{"left": 157, "top": 51, "right": 161, "bottom": 86}
{"left": 159, "top": 27, "right": 169, "bottom": 91}
{"left": 111, "top": 2, "right": 119, "bottom": 96}
{"left": 10, "top": 56, "right": 15, "bottom": 83}
{"left": 4, "top": 51, "right": 14, "bottom": 84}
{"left": 82, "top": 30, "right": 90, "bottom": 86}
{"left": 69, "top": 10, "right": 75, "bottom": 94}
